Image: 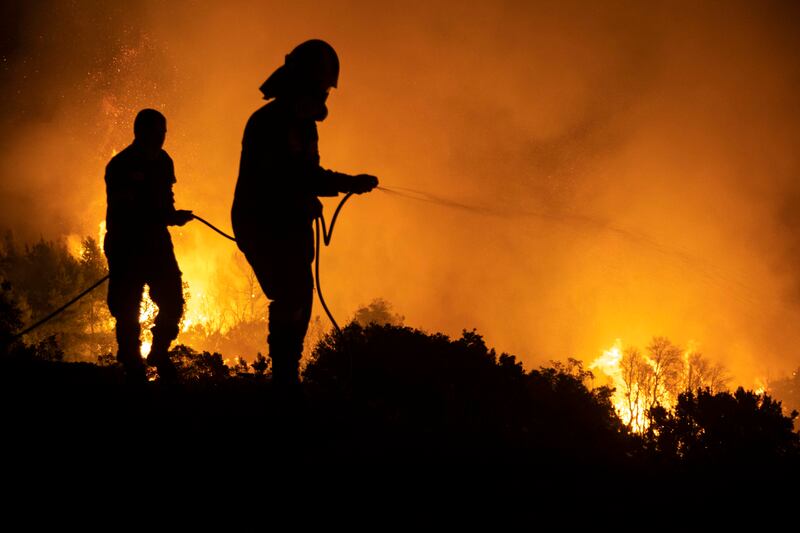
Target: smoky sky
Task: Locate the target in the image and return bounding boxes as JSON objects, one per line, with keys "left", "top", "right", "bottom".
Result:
{"left": 2, "top": 0, "right": 800, "bottom": 383}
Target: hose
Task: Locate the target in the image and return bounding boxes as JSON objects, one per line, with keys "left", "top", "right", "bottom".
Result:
{"left": 10, "top": 193, "right": 354, "bottom": 343}
{"left": 314, "top": 192, "right": 354, "bottom": 334}
{"left": 8, "top": 274, "right": 110, "bottom": 342}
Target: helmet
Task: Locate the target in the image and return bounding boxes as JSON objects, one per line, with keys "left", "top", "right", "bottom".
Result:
{"left": 260, "top": 39, "right": 339, "bottom": 99}
{"left": 286, "top": 39, "right": 339, "bottom": 89}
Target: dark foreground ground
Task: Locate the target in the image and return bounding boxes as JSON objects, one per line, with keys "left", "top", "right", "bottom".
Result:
{"left": 2, "top": 325, "right": 799, "bottom": 516}
{"left": 3, "top": 357, "right": 616, "bottom": 476}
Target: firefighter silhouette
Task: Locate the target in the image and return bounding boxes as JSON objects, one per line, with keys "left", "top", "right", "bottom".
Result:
{"left": 232, "top": 40, "right": 378, "bottom": 387}
{"left": 104, "top": 109, "right": 193, "bottom": 383}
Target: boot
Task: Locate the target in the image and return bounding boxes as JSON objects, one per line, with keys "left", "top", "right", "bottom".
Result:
{"left": 270, "top": 356, "right": 300, "bottom": 387}
{"left": 117, "top": 342, "right": 146, "bottom": 385}
{"left": 270, "top": 355, "right": 307, "bottom": 415}
{"left": 147, "top": 338, "right": 178, "bottom": 384}
{"left": 122, "top": 358, "right": 147, "bottom": 385}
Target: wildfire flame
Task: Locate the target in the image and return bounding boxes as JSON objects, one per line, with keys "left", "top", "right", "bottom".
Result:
{"left": 180, "top": 289, "right": 213, "bottom": 333}
{"left": 589, "top": 340, "right": 654, "bottom": 432}
{"left": 91, "top": 216, "right": 232, "bottom": 358}
{"left": 138, "top": 285, "right": 157, "bottom": 357}
{"left": 590, "top": 340, "right": 666, "bottom": 432}
{"left": 590, "top": 338, "right": 731, "bottom": 432}
{"left": 98, "top": 220, "right": 107, "bottom": 249}
{"left": 754, "top": 378, "right": 766, "bottom": 396}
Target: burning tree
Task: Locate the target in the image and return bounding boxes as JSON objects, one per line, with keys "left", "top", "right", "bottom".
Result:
{"left": 177, "top": 251, "right": 269, "bottom": 360}
{"left": 618, "top": 346, "right": 650, "bottom": 431}
{"left": 591, "top": 336, "right": 730, "bottom": 432}
{"left": 682, "top": 348, "right": 729, "bottom": 393}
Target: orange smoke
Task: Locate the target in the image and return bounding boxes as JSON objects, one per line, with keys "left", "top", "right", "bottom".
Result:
{"left": 1, "top": 1, "right": 800, "bottom": 392}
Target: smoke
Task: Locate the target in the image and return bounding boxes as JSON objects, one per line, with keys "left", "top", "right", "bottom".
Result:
{"left": 2, "top": 0, "right": 800, "bottom": 384}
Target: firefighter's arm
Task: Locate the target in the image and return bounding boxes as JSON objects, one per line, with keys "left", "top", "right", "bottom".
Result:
{"left": 162, "top": 155, "right": 193, "bottom": 226}
{"left": 313, "top": 168, "right": 378, "bottom": 196}
{"left": 299, "top": 124, "right": 378, "bottom": 196}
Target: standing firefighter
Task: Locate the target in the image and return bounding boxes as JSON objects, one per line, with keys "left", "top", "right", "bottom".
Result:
{"left": 104, "top": 109, "right": 193, "bottom": 383}
{"left": 232, "top": 40, "right": 378, "bottom": 387}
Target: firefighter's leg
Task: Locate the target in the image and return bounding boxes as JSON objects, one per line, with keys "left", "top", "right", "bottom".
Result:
{"left": 244, "top": 243, "right": 313, "bottom": 386}
{"left": 147, "top": 251, "right": 184, "bottom": 382}
{"left": 107, "top": 269, "right": 146, "bottom": 382}
{"left": 266, "top": 268, "right": 313, "bottom": 386}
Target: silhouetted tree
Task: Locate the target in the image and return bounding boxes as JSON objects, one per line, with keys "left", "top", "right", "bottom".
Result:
{"left": 0, "top": 232, "right": 113, "bottom": 358}
{"left": 0, "top": 280, "right": 63, "bottom": 361}
{"left": 0, "top": 279, "right": 22, "bottom": 348}
{"left": 769, "top": 368, "right": 800, "bottom": 422}
{"left": 352, "top": 298, "right": 404, "bottom": 327}
{"left": 647, "top": 387, "right": 799, "bottom": 475}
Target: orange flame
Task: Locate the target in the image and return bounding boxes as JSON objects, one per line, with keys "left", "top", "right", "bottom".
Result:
{"left": 138, "top": 286, "right": 157, "bottom": 357}
{"left": 589, "top": 340, "right": 653, "bottom": 432}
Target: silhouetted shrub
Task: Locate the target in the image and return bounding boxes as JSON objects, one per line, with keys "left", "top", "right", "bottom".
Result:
{"left": 169, "top": 344, "right": 233, "bottom": 382}
{"left": 303, "top": 323, "right": 631, "bottom": 467}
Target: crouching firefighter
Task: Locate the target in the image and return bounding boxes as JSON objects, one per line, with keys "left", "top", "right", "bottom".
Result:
{"left": 231, "top": 39, "right": 378, "bottom": 388}
{"left": 104, "top": 109, "right": 193, "bottom": 383}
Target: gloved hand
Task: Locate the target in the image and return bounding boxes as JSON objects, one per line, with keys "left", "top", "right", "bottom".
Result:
{"left": 349, "top": 174, "right": 379, "bottom": 194}
{"left": 171, "top": 209, "right": 194, "bottom": 226}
